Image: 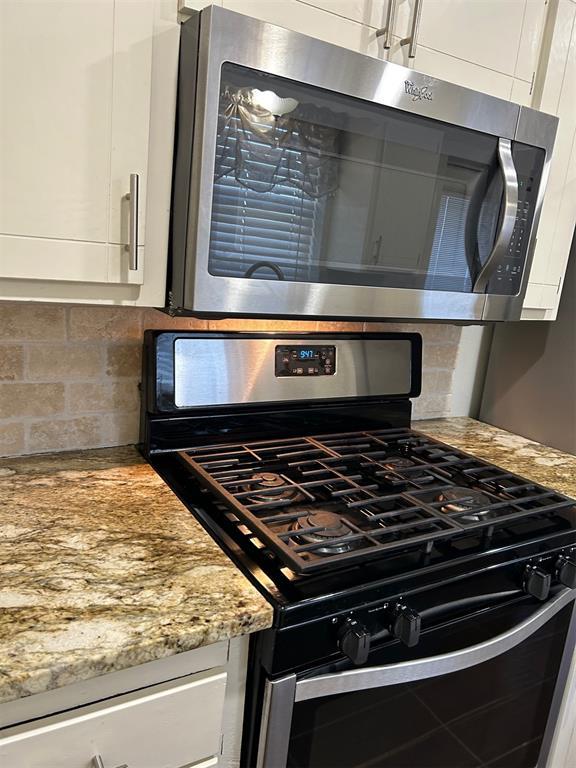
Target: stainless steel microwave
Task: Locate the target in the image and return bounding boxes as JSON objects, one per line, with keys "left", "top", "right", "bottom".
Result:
{"left": 169, "top": 6, "right": 558, "bottom": 322}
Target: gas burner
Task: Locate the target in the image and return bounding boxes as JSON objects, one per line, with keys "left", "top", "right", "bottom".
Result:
{"left": 382, "top": 456, "right": 426, "bottom": 478}
{"left": 246, "top": 472, "right": 301, "bottom": 505}
{"left": 437, "top": 486, "right": 492, "bottom": 521}
{"left": 290, "top": 509, "right": 357, "bottom": 556}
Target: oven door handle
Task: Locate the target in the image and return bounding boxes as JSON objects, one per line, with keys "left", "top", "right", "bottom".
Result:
{"left": 472, "top": 137, "right": 519, "bottom": 294}
{"left": 295, "top": 587, "right": 574, "bottom": 702}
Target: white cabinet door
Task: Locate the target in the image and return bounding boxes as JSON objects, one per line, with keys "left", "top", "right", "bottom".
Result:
{"left": 0, "top": 0, "right": 174, "bottom": 305}
{"left": 522, "top": 0, "right": 576, "bottom": 319}
{"left": 392, "top": 0, "right": 546, "bottom": 80}
{"left": 388, "top": 36, "right": 514, "bottom": 99}
{"left": 221, "top": 0, "right": 384, "bottom": 57}
{"left": 0, "top": 671, "right": 227, "bottom": 768}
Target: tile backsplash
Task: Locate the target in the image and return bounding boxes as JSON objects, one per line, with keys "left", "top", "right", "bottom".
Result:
{"left": 0, "top": 302, "right": 464, "bottom": 457}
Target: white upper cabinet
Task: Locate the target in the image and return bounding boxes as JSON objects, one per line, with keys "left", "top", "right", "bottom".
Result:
{"left": 391, "top": 0, "right": 546, "bottom": 78}
{"left": 386, "top": 0, "right": 548, "bottom": 99}
{"left": 522, "top": 0, "right": 576, "bottom": 319}
{"left": 0, "top": 0, "right": 178, "bottom": 305}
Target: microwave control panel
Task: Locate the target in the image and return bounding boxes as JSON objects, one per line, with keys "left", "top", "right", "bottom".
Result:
{"left": 490, "top": 176, "right": 533, "bottom": 295}
{"left": 488, "top": 143, "right": 545, "bottom": 296}
{"left": 275, "top": 346, "right": 336, "bottom": 377}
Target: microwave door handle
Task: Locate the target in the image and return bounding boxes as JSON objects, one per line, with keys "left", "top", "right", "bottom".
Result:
{"left": 294, "top": 587, "right": 574, "bottom": 702}
{"left": 473, "top": 137, "right": 518, "bottom": 293}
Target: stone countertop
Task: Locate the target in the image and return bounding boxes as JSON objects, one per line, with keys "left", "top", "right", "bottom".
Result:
{"left": 0, "top": 447, "right": 273, "bottom": 706}
{"left": 417, "top": 417, "right": 576, "bottom": 497}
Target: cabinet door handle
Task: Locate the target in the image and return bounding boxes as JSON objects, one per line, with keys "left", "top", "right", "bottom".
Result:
{"left": 400, "top": 0, "right": 423, "bottom": 58}
{"left": 375, "top": 0, "right": 397, "bottom": 49}
{"left": 92, "top": 756, "right": 128, "bottom": 768}
{"left": 125, "top": 172, "right": 139, "bottom": 271}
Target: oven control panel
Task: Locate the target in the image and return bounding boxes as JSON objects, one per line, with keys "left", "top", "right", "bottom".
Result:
{"left": 275, "top": 345, "right": 336, "bottom": 377}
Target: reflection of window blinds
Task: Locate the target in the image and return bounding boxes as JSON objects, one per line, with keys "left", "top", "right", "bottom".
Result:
{"left": 427, "top": 193, "right": 472, "bottom": 291}
{"left": 209, "top": 128, "right": 321, "bottom": 281}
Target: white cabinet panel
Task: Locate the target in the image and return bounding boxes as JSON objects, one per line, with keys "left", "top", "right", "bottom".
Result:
{"left": 510, "top": 77, "right": 534, "bottom": 105}
{"left": 393, "top": 0, "right": 528, "bottom": 76}
{"left": 388, "top": 37, "right": 514, "bottom": 98}
{"left": 0, "top": 672, "right": 227, "bottom": 768}
{"left": 525, "top": 1, "right": 576, "bottom": 292}
{"left": 297, "top": 0, "right": 387, "bottom": 28}
{"left": 0, "top": 0, "right": 113, "bottom": 243}
{"left": 108, "top": 0, "right": 155, "bottom": 246}
{"left": 222, "top": 0, "right": 384, "bottom": 57}
{"left": 516, "top": 0, "right": 548, "bottom": 81}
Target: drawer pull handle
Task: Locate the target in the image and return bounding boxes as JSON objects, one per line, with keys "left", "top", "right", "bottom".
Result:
{"left": 92, "top": 756, "right": 128, "bottom": 768}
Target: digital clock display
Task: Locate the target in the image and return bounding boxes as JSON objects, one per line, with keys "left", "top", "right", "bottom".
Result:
{"left": 275, "top": 345, "right": 336, "bottom": 377}
{"left": 299, "top": 349, "right": 316, "bottom": 360}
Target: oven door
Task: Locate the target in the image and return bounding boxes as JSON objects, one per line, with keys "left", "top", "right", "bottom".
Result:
{"left": 172, "top": 7, "right": 556, "bottom": 322}
{"left": 256, "top": 589, "right": 576, "bottom": 768}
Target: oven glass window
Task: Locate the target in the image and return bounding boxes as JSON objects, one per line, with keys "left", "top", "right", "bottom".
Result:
{"left": 286, "top": 604, "right": 571, "bottom": 768}
{"left": 208, "top": 63, "right": 544, "bottom": 296}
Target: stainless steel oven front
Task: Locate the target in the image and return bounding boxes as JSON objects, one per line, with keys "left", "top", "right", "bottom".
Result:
{"left": 170, "top": 6, "right": 557, "bottom": 322}
{"left": 256, "top": 589, "right": 576, "bottom": 768}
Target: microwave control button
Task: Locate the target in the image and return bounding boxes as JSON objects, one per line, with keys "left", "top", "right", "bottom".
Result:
{"left": 338, "top": 618, "right": 371, "bottom": 665}
{"left": 555, "top": 551, "right": 576, "bottom": 589}
{"left": 523, "top": 564, "right": 551, "bottom": 601}
{"left": 390, "top": 604, "right": 421, "bottom": 648}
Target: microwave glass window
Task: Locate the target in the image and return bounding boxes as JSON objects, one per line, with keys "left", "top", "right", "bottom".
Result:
{"left": 208, "top": 63, "right": 544, "bottom": 296}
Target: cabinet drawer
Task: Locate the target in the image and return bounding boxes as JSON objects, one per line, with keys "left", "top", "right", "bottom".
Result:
{"left": 0, "top": 670, "right": 227, "bottom": 768}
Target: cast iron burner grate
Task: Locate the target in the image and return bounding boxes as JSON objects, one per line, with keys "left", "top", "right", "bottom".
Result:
{"left": 178, "top": 428, "right": 576, "bottom": 574}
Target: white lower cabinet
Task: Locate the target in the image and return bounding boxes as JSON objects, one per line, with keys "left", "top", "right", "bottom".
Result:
{"left": 0, "top": 638, "right": 248, "bottom": 768}
{"left": 0, "top": 672, "right": 226, "bottom": 768}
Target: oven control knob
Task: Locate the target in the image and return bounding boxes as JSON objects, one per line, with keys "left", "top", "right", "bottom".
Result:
{"left": 556, "top": 551, "right": 576, "bottom": 589}
{"left": 338, "top": 618, "right": 371, "bottom": 665}
{"left": 523, "top": 564, "right": 551, "bottom": 601}
{"left": 390, "top": 605, "right": 421, "bottom": 648}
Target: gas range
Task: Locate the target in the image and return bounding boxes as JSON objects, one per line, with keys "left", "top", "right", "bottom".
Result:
{"left": 142, "top": 331, "right": 576, "bottom": 768}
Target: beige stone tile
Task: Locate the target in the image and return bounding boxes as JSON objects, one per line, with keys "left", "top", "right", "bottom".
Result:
{"left": 0, "top": 383, "right": 65, "bottom": 419}
{"left": 106, "top": 345, "right": 142, "bottom": 378}
{"left": 27, "top": 344, "right": 103, "bottom": 381}
{"left": 0, "top": 422, "right": 25, "bottom": 457}
{"left": 98, "top": 412, "right": 140, "bottom": 446}
{"left": 68, "top": 380, "right": 140, "bottom": 414}
{"left": 208, "top": 318, "right": 319, "bottom": 332}
{"left": 140, "top": 309, "right": 209, "bottom": 331}
{"left": 316, "top": 321, "right": 364, "bottom": 332}
{"left": 68, "top": 306, "right": 143, "bottom": 342}
{"left": 27, "top": 417, "right": 102, "bottom": 453}
{"left": 417, "top": 324, "right": 463, "bottom": 344}
{"left": 412, "top": 394, "right": 453, "bottom": 420}
{"left": 363, "top": 322, "right": 414, "bottom": 333}
{"left": 0, "top": 345, "right": 24, "bottom": 381}
{"left": 421, "top": 369, "right": 453, "bottom": 396}
{"left": 0, "top": 303, "right": 66, "bottom": 341}
{"left": 423, "top": 343, "right": 459, "bottom": 370}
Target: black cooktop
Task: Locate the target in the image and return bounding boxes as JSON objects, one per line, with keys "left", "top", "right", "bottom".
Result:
{"left": 178, "top": 427, "right": 575, "bottom": 574}
{"left": 152, "top": 425, "right": 576, "bottom": 618}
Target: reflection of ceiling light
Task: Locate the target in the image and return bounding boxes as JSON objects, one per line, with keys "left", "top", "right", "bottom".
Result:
{"left": 250, "top": 88, "right": 298, "bottom": 116}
